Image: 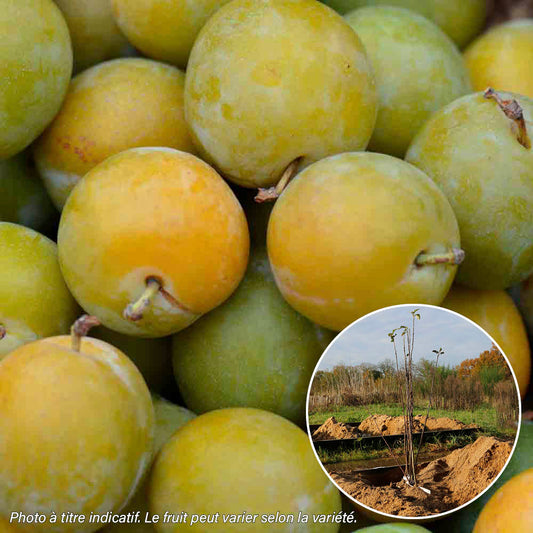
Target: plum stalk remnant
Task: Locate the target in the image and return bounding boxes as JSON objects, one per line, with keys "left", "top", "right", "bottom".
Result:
{"left": 415, "top": 248, "right": 465, "bottom": 266}
{"left": 255, "top": 158, "right": 302, "bottom": 203}
{"left": 71, "top": 314, "right": 101, "bottom": 352}
{"left": 484, "top": 87, "right": 531, "bottom": 149}
{"left": 0, "top": 323, "right": 6, "bottom": 340}
{"left": 124, "top": 276, "right": 195, "bottom": 322}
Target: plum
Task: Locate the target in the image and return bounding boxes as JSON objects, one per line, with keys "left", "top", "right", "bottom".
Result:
{"left": 345, "top": 6, "right": 471, "bottom": 157}
{"left": 473, "top": 468, "right": 533, "bottom": 533}
{"left": 184, "top": 0, "right": 377, "bottom": 189}
{"left": 441, "top": 286, "right": 531, "bottom": 398}
{"left": 0, "top": 152, "right": 56, "bottom": 232}
{"left": 172, "top": 247, "right": 334, "bottom": 425}
{"left": 267, "top": 152, "right": 461, "bottom": 331}
{"left": 0, "top": 222, "right": 79, "bottom": 359}
{"left": 54, "top": 0, "right": 133, "bottom": 73}
{"left": 58, "top": 148, "right": 249, "bottom": 337}
{"left": 101, "top": 395, "right": 195, "bottom": 533}
{"left": 34, "top": 58, "right": 196, "bottom": 210}
{"left": 406, "top": 90, "right": 533, "bottom": 290}
{"left": 148, "top": 408, "right": 342, "bottom": 533}
{"left": 0, "top": 0, "right": 72, "bottom": 159}
{"left": 321, "top": 0, "right": 487, "bottom": 48}
{"left": 465, "top": 19, "right": 533, "bottom": 99}
{"left": 111, "top": 0, "right": 232, "bottom": 69}
{"left": 0, "top": 319, "right": 154, "bottom": 531}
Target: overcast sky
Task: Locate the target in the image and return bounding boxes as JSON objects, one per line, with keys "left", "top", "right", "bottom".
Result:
{"left": 318, "top": 305, "right": 497, "bottom": 371}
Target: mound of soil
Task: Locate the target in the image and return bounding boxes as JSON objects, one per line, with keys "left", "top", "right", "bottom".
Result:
{"left": 331, "top": 436, "right": 513, "bottom": 517}
{"left": 312, "top": 417, "right": 360, "bottom": 441}
{"left": 358, "top": 414, "right": 479, "bottom": 436}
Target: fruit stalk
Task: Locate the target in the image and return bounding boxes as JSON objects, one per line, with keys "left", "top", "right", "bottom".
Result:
{"left": 124, "top": 277, "right": 161, "bottom": 322}
{"left": 70, "top": 314, "right": 101, "bottom": 352}
{"left": 255, "top": 158, "right": 302, "bottom": 203}
{"left": 484, "top": 88, "right": 531, "bottom": 149}
{"left": 0, "top": 323, "right": 6, "bottom": 340}
{"left": 415, "top": 248, "right": 465, "bottom": 266}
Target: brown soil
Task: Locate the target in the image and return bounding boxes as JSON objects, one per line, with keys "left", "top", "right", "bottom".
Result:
{"left": 331, "top": 436, "right": 513, "bottom": 517}
{"left": 358, "top": 414, "right": 480, "bottom": 436}
{"left": 312, "top": 417, "right": 360, "bottom": 440}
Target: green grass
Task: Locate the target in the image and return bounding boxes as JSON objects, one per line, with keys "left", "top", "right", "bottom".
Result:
{"left": 309, "top": 402, "right": 516, "bottom": 438}
{"left": 317, "top": 433, "right": 478, "bottom": 465}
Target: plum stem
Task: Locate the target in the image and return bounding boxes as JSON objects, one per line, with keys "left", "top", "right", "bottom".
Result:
{"left": 484, "top": 88, "right": 531, "bottom": 149}
{"left": 0, "top": 324, "right": 6, "bottom": 340}
{"left": 124, "top": 277, "right": 161, "bottom": 322}
{"left": 415, "top": 248, "right": 465, "bottom": 266}
{"left": 255, "top": 157, "right": 302, "bottom": 203}
{"left": 71, "top": 315, "right": 101, "bottom": 352}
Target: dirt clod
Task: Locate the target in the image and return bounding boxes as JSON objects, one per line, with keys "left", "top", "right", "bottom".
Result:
{"left": 312, "top": 417, "right": 360, "bottom": 440}
{"left": 358, "top": 414, "right": 479, "bottom": 436}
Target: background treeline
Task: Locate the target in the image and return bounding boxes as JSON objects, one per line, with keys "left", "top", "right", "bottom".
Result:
{"left": 310, "top": 345, "right": 518, "bottom": 428}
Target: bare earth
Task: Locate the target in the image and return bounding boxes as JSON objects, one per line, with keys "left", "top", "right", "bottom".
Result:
{"left": 358, "top": 414, "right": 480, "bottom": 436}
{"left": 331, "top": 436, "right": 513, "bottom": 517}
{"left": 312, "top": 417, "right": 360, "bottom": 440}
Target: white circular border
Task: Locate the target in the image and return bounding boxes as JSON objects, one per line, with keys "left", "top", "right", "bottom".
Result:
{"left": 305, "top": 303, "right": 523, "bottom": 521}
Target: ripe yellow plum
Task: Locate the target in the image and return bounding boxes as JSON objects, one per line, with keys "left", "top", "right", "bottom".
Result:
{"left": 321, "top": 0, "right": 487, "bottom": 48}
{"left": 185, "top": 0, "right": 377, "bottom": 188}
{"left": 441, "top": 286, "right": 531, "bottom": 398}
{"left": 406, "top": 91, "right": 533, "bottom": 289}
{"left": 149, "top": 408, "right": 342, "bottom": 533}
{"left": 473, "top": 468, "right": 533, "bottom": 533}
{"left": 54, "top": 0, "right": 132, "bottom": 73}
{"left": 172, "top": 247, "right": 334, "bottom": 425}
{"left": 267, "top": 153, "right": 461, "bottom": 331}
{"left": 111, "top": 0, "right": 232, "bottom": 69}
{"left": 465, "top": 20, "right": 533, "bottom": 98}
{"left": 0, "top": 330, "right": 154, "bottom": 532}
{"left": 0, "top": 0, "right": 72, "bottom": 159}
{"left": 345, "top": 6, "right": 471, "bottom": 157}
{"left": 58, "top": 148, "right": 249, "bottom": 337}
{"left": 34, "top": 58, "right": 195, "bottom": 210}
{"left": 0, "top": 222, "right": 79, "bottom": 359}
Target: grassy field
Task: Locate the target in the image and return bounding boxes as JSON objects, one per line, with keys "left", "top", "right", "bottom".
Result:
{"left": 317, "top": 433, "right": 476, "bottom": 465}
{"left": 309, "top": 402, "right": 516, "bottom": 438}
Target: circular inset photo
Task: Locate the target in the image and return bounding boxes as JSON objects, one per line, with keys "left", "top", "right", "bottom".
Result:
{"left": 306, "top": 304, "right": 521, "bottom": 520}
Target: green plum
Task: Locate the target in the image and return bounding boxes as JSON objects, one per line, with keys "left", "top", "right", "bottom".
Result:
{"left": 406, "top": 91, "right": 533, "bottom": 290}
{"left": 0, "top": 0, "right": 72, "bottom": 159}
{"left": 345, "top": 6, "right": 471, "bottom": 157}
{"left": 0, "top": 152, "right": 56, "bottom": 232}
{"left": 172, "top": 247, "right": 334, "bottom": 425}
{"left": 432, "top": 422, "right": 533, "bottom": 533}
{"left": 149, "top": 408, "right": 342, "bottom": 533}
{"left": 0, "top": 222, "right": 79, "bottom": 359}
{"left": 185, "top": 0, "right": 377, "bottom": 188}
{"left": 92, "top": 327, "right": 174, "bottom": 394}
{"left": 321, "top": 0, "right": 486, "bottom": 48}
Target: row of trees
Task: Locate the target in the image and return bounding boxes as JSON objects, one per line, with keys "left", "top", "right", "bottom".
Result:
{"left": 310, "top": 344, "right": 517, "bottom": 422}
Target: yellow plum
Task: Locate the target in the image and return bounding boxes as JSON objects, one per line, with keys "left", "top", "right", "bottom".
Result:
{"left": 267, "top": 152, "right": 461, "bottom": 331}
{"left": 58, "top": 148, "right": 249, "bottom": 337}
{"left": 34, "top": 58, "right": 196, "bottom": 210}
